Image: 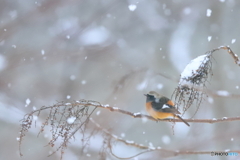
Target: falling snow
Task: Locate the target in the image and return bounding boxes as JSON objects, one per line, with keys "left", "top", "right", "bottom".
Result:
{"left": 208, "top": 97, "right": 214, "bottom": 104}
{"left": 157, "top": 83, "right": 163, "bottom": 89}
{"left": 120, "top": 133, "right": 125, "bottom": 137}
{"left": 25, "top": 98, "right": 31, "bottom": 107}
{"left": 70, "top": 75, "right": 76, "bottom": 80}
{"left": 41, "top": 49, "right": 45, "bottom": 55}
{"left": 162, "top": 135, "right": 170, "bottom": 144}
{"left": 206, "top": 9, "right": 212, "bottom": 17}
{"left": 67, "top": 116, "right": 76, "bottom": 124}
{"left": 208, "top": 36, "right": 212, "bottom": 41}
{"left": 128, "top": 4, "right": 137, "bottom": 11}
{"left": 183, "top": 7, "right": 191, "bottom": 15}
{"left": 66, "top": 95, "right": 71, "bottom": 99}
{"left": 96, "top": 110, "right": 101, "bottom": 115}
{"left": 231, "top": 39, "right": 236, "bottom": 44}
{"left": 136, "top": 80, "right": 147, "bottom": 90}
{"left": 81, "top": 80, "right": 86, "bottom": 84}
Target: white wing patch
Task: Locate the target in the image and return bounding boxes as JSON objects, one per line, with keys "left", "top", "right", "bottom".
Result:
{"left": 162, "top": 104, "right": 170, "bottom": 109}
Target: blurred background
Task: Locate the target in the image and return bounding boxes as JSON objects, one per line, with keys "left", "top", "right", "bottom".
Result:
{"left": 0, "top": 0, "right": 240, "bottom": 159}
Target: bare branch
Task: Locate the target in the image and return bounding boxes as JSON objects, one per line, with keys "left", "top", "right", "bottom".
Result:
{"left": 90, "top": 118, "right": 240, "bottom": 159}
{"left": 215, "top": 46, "right": 240, "bottom": 66}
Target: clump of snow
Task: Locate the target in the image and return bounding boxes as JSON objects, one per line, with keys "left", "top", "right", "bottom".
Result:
{"left": 222, "top": 117, "right": 228, "bottom": 120}
{"left": 126, "top": 140, "right": 134, "bottom": 144}
{"left": 133, "top": 112, "right": 141, "bottom": 116}
{"left": 206, "top": 9, "right": 212, "bottom": 17}
{"left": 102, "top": 104, "right": 109, "bottom": 108}
{"left": 225, "top": 149, "right": 230, "bottom": 152}
{"left": 128, "top": 4, "right": 137, "bottom": 11}
{"left": 148, "top": 142, "right": 156, "bottom": 150}
{"left": 180, "top": 54, "right": 209, "bottom": 85}
{"left": 67, "top": 116, "right": 76, "bottom": 124}
{"left": 216, "top": 90, "right": 230, "bottom": 96}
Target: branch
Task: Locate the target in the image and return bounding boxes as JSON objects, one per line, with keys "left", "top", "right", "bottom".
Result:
{"left": 90, "top": 118, "right": 240, "bottom": 159}
{"left": 70, "top": 100, "right": 240, "bottom": 124}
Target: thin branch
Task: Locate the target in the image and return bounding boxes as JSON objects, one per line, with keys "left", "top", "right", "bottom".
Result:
{"left": 90, "top": 118, "right": 240, "bottom": 159}
{"left": 215, "top": 46, "right": 240, "bottom": 66}
{"left": 27, "top": 101, "right": 240, "bottom": 124}
{"left": 73, "top": 100, "right": 240, "bottom": 124}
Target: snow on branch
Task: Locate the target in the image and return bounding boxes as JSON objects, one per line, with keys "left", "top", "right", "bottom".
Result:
{"left": 173, "top": 46, "right": 239, "bottom": 116}
{"left": 18, "top": 100, "right": 240, "bottom": 159}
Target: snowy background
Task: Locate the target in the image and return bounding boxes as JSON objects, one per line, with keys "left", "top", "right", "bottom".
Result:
{"left": 0, "top": 0, "right": 240, "bottom": 160}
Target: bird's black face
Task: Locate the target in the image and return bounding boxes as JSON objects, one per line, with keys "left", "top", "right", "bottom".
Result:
{"left": 144, "top": 94, "right": 155, "bottom": 103}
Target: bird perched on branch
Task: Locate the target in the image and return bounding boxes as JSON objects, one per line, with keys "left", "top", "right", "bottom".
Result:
{"left": 144, "top": 91, "right": 190, "bottom": 126}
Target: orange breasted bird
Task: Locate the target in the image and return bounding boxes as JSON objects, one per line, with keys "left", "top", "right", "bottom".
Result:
{"left": 144, "top": 91, "right": 190, "bottom": 127}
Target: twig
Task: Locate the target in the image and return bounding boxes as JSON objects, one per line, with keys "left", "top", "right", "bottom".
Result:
{"left": 215, "top": 46, "right": 240, "bottom": 66}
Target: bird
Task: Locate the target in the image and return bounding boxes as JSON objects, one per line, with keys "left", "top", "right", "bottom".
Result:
{"left": 144, "top": 91, "right": 190, "bottom": 126}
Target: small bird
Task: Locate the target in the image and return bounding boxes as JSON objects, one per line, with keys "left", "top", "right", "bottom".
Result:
{"left": 144, "top": 91, "right": 190, "bottom": 126}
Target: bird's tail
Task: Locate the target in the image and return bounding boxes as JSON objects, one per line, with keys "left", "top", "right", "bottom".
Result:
{"left": 175, "top": 115, "right": 190, "bottom": 127}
